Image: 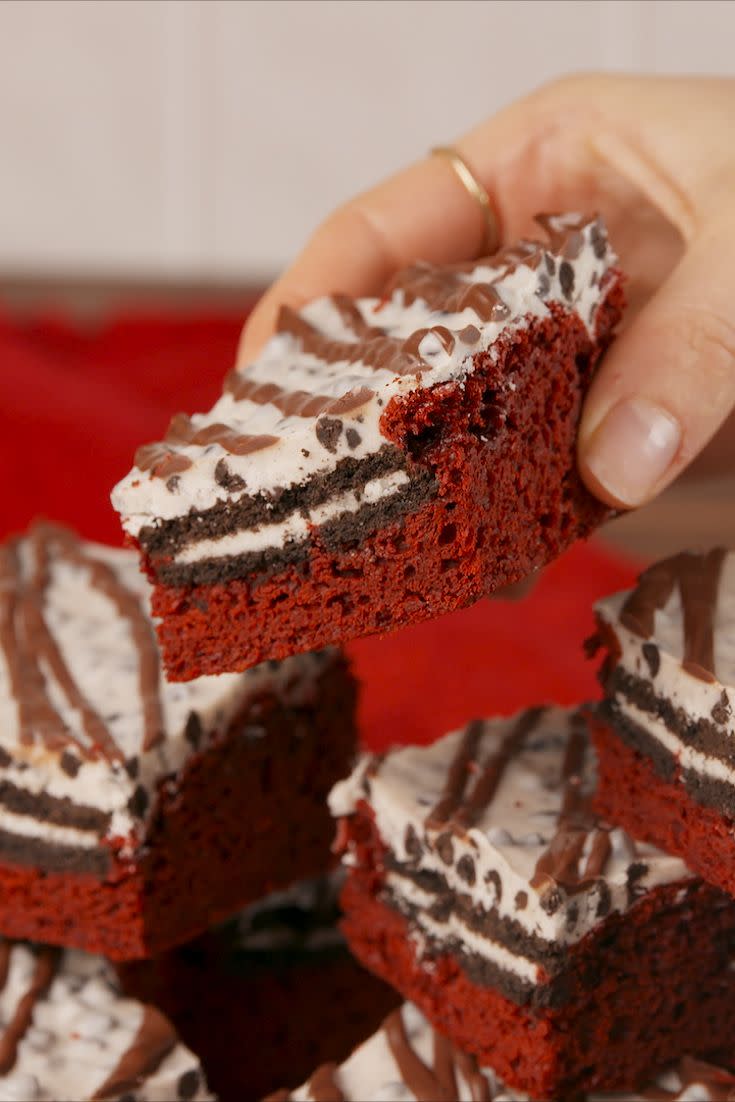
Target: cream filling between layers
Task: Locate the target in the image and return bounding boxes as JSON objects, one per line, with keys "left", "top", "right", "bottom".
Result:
{"left": 595, "top": 565, "right": 735, "bottom": 732}
{"left": 613, "top": 698, "right": 735, "bottom": 787}
{"left": 385, "top": 872, "right": 542, "bottom": 986}
{"left": 173, "top": 469, "right": 411, "bottom": 565}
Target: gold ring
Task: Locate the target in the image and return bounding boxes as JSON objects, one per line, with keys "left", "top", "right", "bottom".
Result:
{"left": 431, "top": 145, "right": 500, "bottom": 255}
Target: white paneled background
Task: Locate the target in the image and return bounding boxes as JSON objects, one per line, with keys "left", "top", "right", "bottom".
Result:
{"left": 0, "top": 0, "right": 733, "bottom": 282}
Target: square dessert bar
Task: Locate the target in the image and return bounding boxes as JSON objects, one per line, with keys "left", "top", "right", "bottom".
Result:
{"left": 589, "top": 549, "right": 735, "bottom": 899}
{"left": 0, "top": 938, "right": 212, "bottom": 1101}
{"left": 270, "top": 1000, "right": 735, "bottom": 1102}
{"left": 112, "top": 214, "right": 624, "bottom": 680}
{"left": 328, "top": 705, "right": 735, "bottom": 1099}
{"left": 0, "top": 522, "right": 356, "bottom": 960}
{"left": 121, "top": 875, "right": 398, "bottom": 1102}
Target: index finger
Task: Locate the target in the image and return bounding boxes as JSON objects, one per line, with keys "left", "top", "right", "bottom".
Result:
{"left": 237, "top": 81, "right": 585, "bottom": 364}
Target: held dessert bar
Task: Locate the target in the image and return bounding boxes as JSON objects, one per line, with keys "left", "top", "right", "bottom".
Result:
{"left": 112, "top": 214, "right": 624, "bottom": 680}
{"left": 328, "top": 705, "right": 735, "bottom": 1098}
{"left": 589, "top": 548, "right": 735, "bottom": 898}
{"left": 0, "top": 522, "right": 356, "bottom": 960}
{"left": 268, "top": 1000, "right": 735, "bottom": 1102}
{"left": 121, "top": 875, "right": 398, "bottom": 1102}
{"left": 0, "top": 938, "right": 212, "bottom": 1101}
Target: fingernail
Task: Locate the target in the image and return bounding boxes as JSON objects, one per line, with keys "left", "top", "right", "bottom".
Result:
{"left": 584, "top": 397, "right": 681, "bottom": 507}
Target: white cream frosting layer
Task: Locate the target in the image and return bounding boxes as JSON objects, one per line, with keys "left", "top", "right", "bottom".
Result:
{"left": 0, "top": 535, "right": 336, "bottom": 853}
{"left": 595, "top": 554, "right": 735, "bottom": 781}
{"left": 287, "top": 1001, "right": 728, "bottom": 1102}
{"left": 0, "top": 944, "right": 212, "bottom": 1102}
{"left": 329, "top": 706, "right": 689, "bottom": 983}
{"left": 112, "top": 215, "right": 616, "bottom": 540}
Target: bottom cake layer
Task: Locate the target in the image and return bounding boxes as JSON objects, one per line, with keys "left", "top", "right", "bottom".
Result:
{"left": 0, "top": 661, "right": 356, "bottom": 961}
{"left": 121, "top": 877, "right": 399, "bottom": 1102}
{"left": 339, "top": 857, "right": 735, "bottom": 1098}
{"left": 591, "top": 711, "right": 735, "bottom": 900}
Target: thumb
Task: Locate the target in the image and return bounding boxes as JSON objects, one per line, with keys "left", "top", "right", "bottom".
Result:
{"left": 578, "top": 221, "right": 735, "bottom": 508}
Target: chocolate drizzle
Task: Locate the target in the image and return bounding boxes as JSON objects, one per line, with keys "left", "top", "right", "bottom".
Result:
{"left": 0, "top": 943, "right": 60, "bottom": 1074}
{"left": 382, "top": 1009, "right": 491, "bottom": 1101}
{"left": 134, "top": 442, "right": 193, "bottom": 479}
{"left": 0, "top": 523, "right": 165, "bottom": 764}
{"left": 277, "top": 304, "right": 436, "bottom": 377}
{"left": 388, "top": 261, "right": 510, "bottom": 324}
{"left": 621, "top": 549, "right": 727, "bottom": 682}
{"left": 642, "top": 1056, "right": 735, "bottom": 1101}
{"left": 531, "top": 715, "right": 611, "bottom": 899}
{"left": 303, "top": 1062, "right": 345, "bottom": 1102}
{"left": 425, "top": 708, "right": 545, "bottom": 833}
{"left": 224, "top": 368, "right": 375, "bottom": 420}
{"left": 166, "top": 411, "right": 279, "bottom": 458}
{"left": 92, "top": 1004, "right": 178, "bottom": 1100}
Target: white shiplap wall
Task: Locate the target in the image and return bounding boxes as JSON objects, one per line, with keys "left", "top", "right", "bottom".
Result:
{"left": 0, "top": 0, "right": 732, "bottom": 281}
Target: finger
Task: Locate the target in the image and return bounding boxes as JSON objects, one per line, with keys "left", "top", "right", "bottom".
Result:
{"left": 238, "top": 78, "right": 601, "bottom": 363}
{"left": 579, "top": 219, "right": 735, "bottom": 508}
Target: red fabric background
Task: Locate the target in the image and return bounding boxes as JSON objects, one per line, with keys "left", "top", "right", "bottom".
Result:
{"left": 0, "top": 306, "right": 638, "bottom": 750}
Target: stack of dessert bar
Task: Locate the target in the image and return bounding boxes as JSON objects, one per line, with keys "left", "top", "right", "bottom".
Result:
{"left": 4, "top": 208, "right": 732, "bottom": 1100}
{"left": 264, "top": 554, "right": 735, "bottom": 1099}
{"left": 0, "top": 520, "right": 392, "bottom": 1099}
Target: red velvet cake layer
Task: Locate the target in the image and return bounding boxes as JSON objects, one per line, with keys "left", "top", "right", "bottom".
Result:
{"left": 340, "top": 828, "right": 735, "bottom": 1099}
{"left": 0, "top": 660, "right": 355, "bottom": 961}
{"left": 150, "top": 287, "right": 623, "bottom": 680}
{"left": 592, "top": 712, "right": 735, "bottom": 900}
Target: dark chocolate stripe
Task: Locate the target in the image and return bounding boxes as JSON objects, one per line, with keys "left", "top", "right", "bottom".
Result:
{"left": 0, "top": 828, "right": 111, "bottom": 877}
{"left": 642, "top": 1056, "right": 735, "bottom": 1101}
{"left": 0, "top": 539, "right": 114, "bottom": 762}
{"left": 384, "top": 860, "right": 564, "bottom": 973}
{"left": 92, "top": 1004, "right": 178, "bottom": 1100}
{"left": 149, "top": 472, "right": 436, "bottom": 589}
{"left": 30, "top": 527, "right": 123, "bottom": 762}
{"left": 134, "top": 443, "right": 193, "bottom": 480}
{"left": 305, "top": 1063, "right": 344, "bottom": 1102}
{"left": 383, "top": 1009, "right": 457, "bottom": 1102}
{"left": 425, "top": 720, "right": 485, "bottom": 829}
{"left": 603, "top": 664, "right": 735, "bottom": 765}
{"left": 621, "top": 549, "right": 727, "bottom": 682}
{"left": 0, "top": 941, "right": 10, "bottom": 993}
{"left": 0, "top": 945, "right": 60, "bottom": 1073}
{"left": 531, "top": 716, "right": 609, "bottom": 897}
{"left": 33, "top": 524, "right": 164, "bottom": 754}
{"left": 224, "top": 367, "right": 374, "bottom": 420}
{"left": 680, "top": 549, "right": 727, "bottom": 682}
{"left": 0, "top": 779, "right": 111, "bottom": 834}
{"left": 0, "top": 543, "right": 67, "bottom": 754}
{"left": 450, "top": 707, "right": 546, "bottom": 831}
{"left": 602, "top": 700, "right": 735, "bottom": 820}
{"left": 278, "top": 304, "right": 438, "bottom": 377}
{"left": 139, "top": 445, "right": 406, "bottom": 559}
{"left": 166, "top": 412, "right": 279, "bottom": 457}
{"left": 387, "top": 262, "right": 510, "bottom": 323}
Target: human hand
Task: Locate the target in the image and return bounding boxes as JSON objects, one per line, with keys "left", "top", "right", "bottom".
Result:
{"left": 239, "top": 74, "right": 735, "bottom": 510}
